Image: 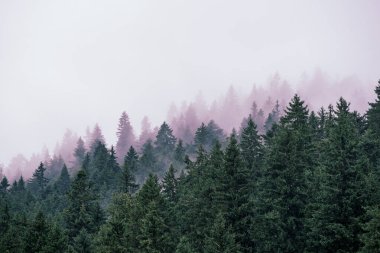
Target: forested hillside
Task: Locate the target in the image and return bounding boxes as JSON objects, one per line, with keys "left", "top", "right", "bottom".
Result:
{"left": 1, "top": 81, "right": 380, "bottom": 252}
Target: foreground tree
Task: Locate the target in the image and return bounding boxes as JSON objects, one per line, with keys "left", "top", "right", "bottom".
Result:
{"left": 254, "top": 94, "right": 311, "bottom": 252}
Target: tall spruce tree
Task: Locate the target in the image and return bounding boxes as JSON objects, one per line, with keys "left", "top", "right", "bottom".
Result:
{"left": 306, "top": 98, "right": 367, "bottom": 252}
{"left": 74, "top": 137, "right": 86, "bottom": 169}
{"left": 155, "top": 122, "right": 177, "bottom": 156}
{"left": 367, "top": 80, "right": 380, "bottom": 138}
{"left": 116, "top": 111, "right": 135, "bottom": 163}
{"left": 254, "top": 94, "right": 311, "bottom": 252}
{"left": 28, "top": 162, "right": 49, "bottom": 198}
{"left": 240, "top": 115, "right": 263, "bottom": 174}
{"left": 64, "top": 169, "right": 104, "bottom": 241}
{"left": 218, "top": 131, "right": 253, "bottom": 252}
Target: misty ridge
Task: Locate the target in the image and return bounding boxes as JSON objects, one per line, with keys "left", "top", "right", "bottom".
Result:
{"left": 0, "top": 70, "right": 374, "bottom": 183}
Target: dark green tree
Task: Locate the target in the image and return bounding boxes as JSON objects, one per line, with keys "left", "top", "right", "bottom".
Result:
{"left": 204, "top": 212, "right": 240, "bottom": 253}
{"left": 240, "top": 115, "right": 263, "bottom": 174}
{"left": 55, "top": 164, "right": 71, "bottom": 194}
{"left": 28, "top": 162, "right": 49, "bottom": 197}
{"left": 367, "top": 80, "right": 380, "bottom": 138}
{"left": 254, "top": 94, "right": 311, "bottom": 253}
{"left": 74, "top": 137, "right": 86, "bottom": 169}
{"left": 306, "top": 98, "right": 367, "bottom": 252}
{"left": 64, "top": 169, "right": 104, "bottom": 241}
{"left": 155, "top": 122, "right": 177, "bottom": 156}
{"left": 162, "top": 165, "right": 178, "bottom": 203}
{"left": 25, "top": 211, "right": 49, "bottom": 252}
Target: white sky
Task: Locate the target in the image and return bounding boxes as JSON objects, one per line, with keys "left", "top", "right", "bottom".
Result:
{"left": 1, "top": 0, "right": 380, "bottom": 165}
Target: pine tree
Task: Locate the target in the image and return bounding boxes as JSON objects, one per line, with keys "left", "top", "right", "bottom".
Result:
{"left": 55, "top": 164, "right": 71, "bottom": 194}
{"left": 72, "top": 228, "right": 93, "bottom": 253}
{"left": 204, "top": 212, "right": 240, "bottom": 253}
{"left": 306, "top": 98, "right": 367, "bottom": 252}
{"left": 240, "top": 115, "right": 263, "bottom": 173}
{"left": 138, "top": 201, "right": 171, "bottom": 253}
{"left": 64, "top": 169, "right": 104, "bottom": 240}
{"left": 124, "top": 146, "right": 139, "bottom": 173}
{"left": 90, "top": 124, "right": 105, "bottom": 153}
{"left": 25, "top": 211, "right": 49, "bottom": 252}
{"left": 0, "top": 176, "right": 9, "bottom": 195}
{"left": 74, "top": 137, "right": 86, "bottom": 169}
{"left": 174, "top": 139, "right": 186, "bottom": 163}
{"left": 28, "top": 162, "right": 49, "bottom": 197}
{"left": 360, "top": 206, "right": 380, "bottom": 253}
{"left": 136, "top": 174, "right": 173, "bottom": 252}
{"left": 194, "top": 123, "right": 209, "bottom": 148}
{"left": 218, "top": 131, "right": 253, "bottom": 252}
{"left": 116, "top": 111, "right": 135, "bottom": 163}
{"left": 140, "top": 140, "right": 158, "bottom": 177}
{"left": 42, "top": 223, "right": 68, "bottom": 253}
{"left": 94, "top": 193, "right": 135, "bottom": 253}
{"left": 155, "top": 122, "right": 176, "bottom": 156}
{"left": 367, "top": 80, "right": 380, "bottom": 138}
{"left": 122, "top": 156, "right": 138, "bottom": 194}
{"left": 254, "top": 94, "right": 311, "bottom": 252}
{"left": 162, "top": 164, "right": 178, "bottom": 203}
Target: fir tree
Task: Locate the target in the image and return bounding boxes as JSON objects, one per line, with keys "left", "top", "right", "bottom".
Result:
{"left": 254, "top": 94, "right": 311, "bottom": 253}
{"left": 174, "top": 139, "right": 186, "bottom": 163}
{"left": 162, "top": 164, "right": 178, "bottom": 203}
{"left": 122, "top": 156, "right": 138, "bottom": 194}
{"left": 367, "top": 80, "right": 380, "bottom": 138}
{"left": 116, "top": 111, "right": 135, "bottom": 163}
{"left": 28, "top": 162, "right": 49, "bottom": 197}
{"left": 306, "top": 98, "right": 367, "bottom": 252}
{"left": 240, "top": 115, "right": 263, "bottom": 173}
{"left": 155, "top": 122, "right": 176, "bottom": 156}
{"left": 124, "top": 146, "right": 139, "bottom": 173}
{"left": 55, "top": 164, "right": 71, "bottom": 194}
{"left": 64, "top": 169, "right": 104, "bottom": 240}
{"left": 25, "top": 211, "right": 49, "bottom": 252}
{"left": 204, "top": 212, "right": 240, "bottom": 253}
{"left": 74, "top": 137, "right": 86, "bottom": 169}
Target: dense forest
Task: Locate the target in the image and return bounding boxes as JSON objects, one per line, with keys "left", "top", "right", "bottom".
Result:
{"left": 1, "top": 81, "right": 380, "bottom": 252}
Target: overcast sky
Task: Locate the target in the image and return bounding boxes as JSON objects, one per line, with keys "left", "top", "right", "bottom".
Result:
{"left": 1, "top": 0, "right": 380, "bottom": 165}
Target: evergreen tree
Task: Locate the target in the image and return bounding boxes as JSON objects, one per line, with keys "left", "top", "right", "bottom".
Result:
{"left": 140, "top": 140, "right": 158, "bottom": 177}
{"left": 254, "top": 94, "right": 311, "bottom": 253}
{"left": 306, "top": 98, "right": 367, "bottom": 252}
{"left": 124, "top": 146, "right": 139, "bottom": 173}
{"left": 155, "top": 122, "right": 177, "bottom": 156}
{"left": 367, "top": 80, "right": 380, "bottom": 138}
{"left": 28, "top": 162, "right": 49, "bottom": 197}
{"left": 204, "top": 212, "right": 240, "bottom": 253}
{"left": 138, "top": 201, "right": 171, "bottom": 253}
{"left": 72, "top": 228, "right": 93, "bottom": 253}
{"left": 116, "top": 111, "right": 135, "bottom": 162}
{"left": 174, "top": 139, "right": 186, "bottom": 163}
{"left": 95, "top": 193, "right": 135, "bottom": 253}
{"left": 55, "top": 164, "right": 71, "bottom": 194}
{"left": 218, "top": 132, "right": 252, "bottom": 252}
{"left": 162, "top": 164, "right": 178, "bottom": 203}
{"left": 64, "top": 169, "right": 104, "bottom": 240}
{"left": 194, "top": 123, "right": 209, "bottom": 148}
{"left": 0, "top": 176, "right": 9, "bottom": 195}
{"left": 240, "top": 115, "right": 263, "bottom": 173}
{"left": 25, "top": 211, "right": 49, "bottom": 252}
{"left": 42, "top": 223, "right": 68, "bottom": 253}
{"left": 122, "top": 156, "right": 138, "bottom": 194}
{"left": 74, "top": 137, "right": 86, "bottom": 169}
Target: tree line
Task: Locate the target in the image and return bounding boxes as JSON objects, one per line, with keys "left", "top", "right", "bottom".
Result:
{"left": 0, "top": 81, "right": 380, "bottom": 252}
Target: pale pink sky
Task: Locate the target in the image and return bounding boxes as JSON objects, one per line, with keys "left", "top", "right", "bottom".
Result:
{"left": 0, "top": 0, "right": 379, "bottom": 166}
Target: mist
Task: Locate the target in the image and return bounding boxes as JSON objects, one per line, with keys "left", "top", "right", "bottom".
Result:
{"left": 1, "top": 0, "right": 379, "bottom": 179}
